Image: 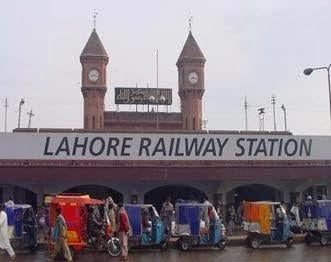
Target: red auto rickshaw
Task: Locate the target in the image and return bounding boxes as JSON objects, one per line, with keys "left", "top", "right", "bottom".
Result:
{"left": 47, "top": 194, "right": 120, "bottom": 257}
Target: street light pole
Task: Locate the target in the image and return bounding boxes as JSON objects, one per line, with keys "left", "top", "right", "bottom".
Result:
{"left": 303, "top": 64, "right": 331, "bottom": 129}
{"left": 18, "top": 98, "right": 25, "bottom": 128}
{"left": 281, "top": 104, "right": 287, "bottom": 131}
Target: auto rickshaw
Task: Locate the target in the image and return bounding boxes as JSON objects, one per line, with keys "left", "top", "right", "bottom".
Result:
{"left": 243, "top": 201, "right": 294, "bottom": 248}
{"left": 47, "top": 194, "right": 120, "bottom": 257}
{"left": 175, "top": 203, "right": 226, "bottom": 251}
{"left": 5, "top": 204, "right": 38, "bottom": 252}
{"left": 302, "top": 200, "right": 331, "bottom": 245}
{"left": 124, "top": 204, "right": 168, "bottom": 250}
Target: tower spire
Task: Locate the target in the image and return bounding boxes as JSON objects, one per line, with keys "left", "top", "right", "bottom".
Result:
{"left": 93, "top": 10, "right": 98, "bottom": 29}
{"left": 188, "top": 14, "right": 193, "bottom": 32}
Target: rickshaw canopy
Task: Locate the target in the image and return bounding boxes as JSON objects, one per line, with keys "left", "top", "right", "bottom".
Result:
{"left": 48, "top": 194, "right": 104, "bottom": 205}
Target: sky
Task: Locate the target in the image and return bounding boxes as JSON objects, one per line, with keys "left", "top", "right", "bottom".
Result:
{"left": 1, "top": 0, "right": 331, "bottom": 135}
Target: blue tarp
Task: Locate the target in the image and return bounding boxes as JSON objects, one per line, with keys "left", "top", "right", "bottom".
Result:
{"left": 5, "top": 206, "right": 23, "bottom": 237}
{"left": 125, "top": 205, "right": 142, "bottom": 236}
{"left": 177, "top": 205, "right": 200, "bottom": 236}
{"left": 303, "top": 201, "right": 331, "bottom": 230}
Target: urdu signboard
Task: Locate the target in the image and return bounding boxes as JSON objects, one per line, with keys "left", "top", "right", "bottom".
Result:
{"left": 0, "top": 132, "right": 330, "bottom": 161}
{"left": 115, "top": 87, "right": 172, "bottom": 105}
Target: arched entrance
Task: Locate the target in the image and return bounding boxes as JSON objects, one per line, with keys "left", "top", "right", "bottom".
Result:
{"left": 226, "top": 184, "right": 282, "bottom": 210}
{"left": 302, "top": 185, "right": 327, "bottom": 201}
{"left": 144, "top": 185, "right": 206, "bottom": 212}
{"left": 0, "top": 185, "right": 37, "bottom": 209}
{"left": 63, "top": 185, "right": 123, "bottom": 203}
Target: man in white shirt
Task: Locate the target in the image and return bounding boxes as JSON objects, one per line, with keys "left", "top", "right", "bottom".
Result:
{"left": 0, "top": 204, "right": 16, "bottom": 260}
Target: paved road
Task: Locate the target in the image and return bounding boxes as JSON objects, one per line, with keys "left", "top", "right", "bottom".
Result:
{"left": 2, "top": 244, "right": 331, "bottom": 262}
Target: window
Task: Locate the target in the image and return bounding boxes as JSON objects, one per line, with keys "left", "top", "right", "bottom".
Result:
{"left": 193, "top": 117, "right": 196, "bottom": 130}
{"left": 92, "top": 116, "right": 95, "bottom": 129}
{"left": 185, "top": 118, "right": 188, "bottom": 129}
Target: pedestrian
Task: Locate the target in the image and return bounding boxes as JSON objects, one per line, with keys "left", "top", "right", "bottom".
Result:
{"left": 161, "top": 197, "right": 174, "bottom": 235}
{"left": 226, "top": 205, "right": 236, "bottom": 236}
{"left": 117, "top": 202, "right": 130, "bottom": 261}
{"left": 202, "top": 196, "right": 212, "bottom": 228}
{"left": 0, "top": 203, "right": 16, "bottom": 260}
{"left": 281, "top": 201, "right": 287, "bottom": 213}
{"left": 52, "top": 207, "right": 73, "bottom": 262}
{"left": 236, "top": 202, "right": 243, "bottom": 225}
{"left": 107, "top": 202, "right": 117, "bottom": 236}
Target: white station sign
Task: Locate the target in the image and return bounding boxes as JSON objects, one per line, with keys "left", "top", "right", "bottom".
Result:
{"left": 0, "top": 132, "right": 328, "bottom": 161}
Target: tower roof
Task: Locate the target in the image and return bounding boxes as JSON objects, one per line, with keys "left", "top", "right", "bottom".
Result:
{"left": 177, "top": 31, "right": 206, "bottom": 65}
{"left": 80, "top": 29, "right": 108, "bottom": 57}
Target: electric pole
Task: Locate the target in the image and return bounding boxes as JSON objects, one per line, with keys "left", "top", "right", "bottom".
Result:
{"left": 244, "top": 96, "right": 248, "bottom": 131}
{"left": 3, "top": 98, "right": 9, "bottom": 132}
{"left": 258, "top": 107, "right": 265, "bottom": 131}
{"left": 18, "top": 98, "right": 25, "bottom": 128}
{"left": 27, "top": 109, "right": 35, "bottom": 128}
{"left": 271, "top": 95, "right": 276, "bottom": 131}
{"left": 281, "top": 104, "right": 287, "bottom": 131}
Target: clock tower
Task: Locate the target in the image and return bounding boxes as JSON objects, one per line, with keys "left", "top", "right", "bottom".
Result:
{"left": 80, "top": 29, "right": 108, "bottom": 130}
{"left": 177, "top": 30, "right": 206, "bottom": 130}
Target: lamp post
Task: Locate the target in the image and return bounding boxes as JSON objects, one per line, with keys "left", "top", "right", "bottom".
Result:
{"left": 18, "top": 98, "right": 25, "bottom": 128}
{"left": 281, "top": 104, "right": 287, "bottom": 131}
{"left": 303, "top": 64, "right": 331, "bottom": 128}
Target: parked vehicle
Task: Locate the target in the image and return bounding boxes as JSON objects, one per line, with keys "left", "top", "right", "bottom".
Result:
{"left": 5, "top": 204, "right": 38, "bottom": 252}
{"left": 124, "top": 204, "right": 168, "bottom": 250}
{"left": 47, "top": 194, "right": 120, "bottom": 257}
{"left": 243, "top": 201, "right": 294, "bottom": 248}
{"left": 175, "top": 203, "right": 226, "bottom": 251}
{"left": 302, "top": 200, "right": 331, "bottom": 245}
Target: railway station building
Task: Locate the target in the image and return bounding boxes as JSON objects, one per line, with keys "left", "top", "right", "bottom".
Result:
{"left": 1, "top": 28, "right": 330, "bottom": 211}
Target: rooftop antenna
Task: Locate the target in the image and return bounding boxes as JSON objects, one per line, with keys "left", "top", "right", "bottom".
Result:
{"left": 93, "top": 10, "right": 98, "bottom": 29}
{"left": 27, "top": 109, "right": 35, "bottom": 128}
{"left": 258, "top": 107, "right": 265, "bottom": 131}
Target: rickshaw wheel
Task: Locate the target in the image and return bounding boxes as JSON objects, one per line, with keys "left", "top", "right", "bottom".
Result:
{"left": 107, "top": 238, "right": 121, "bottom": 257}
{"left": 320, "top": 236, "right": 328, "bottom": 246}
{"left": 286, "top": 238, "right": 294, "bottom": 248}
{"left": 160, "top": 240, "right": 168, "bottom": 251}
{"left": 217, "top": 240, "right": 226, "bottom": 250}
{"left": 179, "top": 239, "right": 190, "bottom": 251}
{"left": 250, "top": 239, "right": 260, "bottom": 249}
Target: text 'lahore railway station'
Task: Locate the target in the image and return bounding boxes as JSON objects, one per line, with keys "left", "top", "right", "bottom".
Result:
{"left": 1, "top": 27, "right": 331, "bottom": 212}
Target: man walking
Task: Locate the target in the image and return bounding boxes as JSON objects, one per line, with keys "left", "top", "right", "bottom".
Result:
{"left": 0, "top": 204, "right": 15, "bottom": 260}
{"left": 118, "top": 202, "right": 130, "bottom": 261}
{"left": 161, "top": 197, "right": 174, "bottom": 235}
{"left": 52, "top": 207, "right": 72, "bottom": 262}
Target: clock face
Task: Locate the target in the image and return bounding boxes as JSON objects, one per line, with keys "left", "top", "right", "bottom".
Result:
{"left": 88, "top": 69, "right": 99, "bottom": 82}
{"left": 188, "top": 72, "right": 198, "bottom": 85}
